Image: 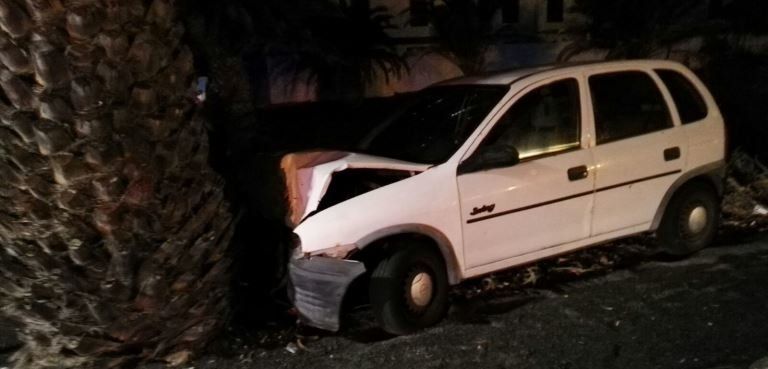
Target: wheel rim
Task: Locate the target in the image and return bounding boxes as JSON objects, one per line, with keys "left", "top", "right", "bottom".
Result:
{"left": 687, "top": 205, "right": 708, "bottom": 234}
{"left": 406, "top": 271, "right": 434, "bottom": 312}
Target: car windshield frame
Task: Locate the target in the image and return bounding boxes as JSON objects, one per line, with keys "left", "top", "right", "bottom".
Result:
{"left": 357, "top": 84, "right": 510, "bottom": 164}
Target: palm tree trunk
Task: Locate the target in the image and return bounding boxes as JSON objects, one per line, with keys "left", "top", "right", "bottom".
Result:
{"left": 0, "top": 0, "right": 234, "bottom": 367}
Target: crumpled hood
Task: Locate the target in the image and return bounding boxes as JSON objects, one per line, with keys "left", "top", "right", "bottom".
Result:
{"left": 281, "top": 151, "right": 430, "bottom": 228}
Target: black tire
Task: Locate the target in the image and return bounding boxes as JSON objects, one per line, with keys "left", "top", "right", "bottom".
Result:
{"left": 369, "top": 245, "right": 449, "bottom": 335}
{"left": 657, "top": 182, "right": 720, "bottom": 256}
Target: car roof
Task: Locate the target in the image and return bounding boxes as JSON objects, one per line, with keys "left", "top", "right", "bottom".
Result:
{"left": 437, "top": 59, "right": 687, "bottom": 86}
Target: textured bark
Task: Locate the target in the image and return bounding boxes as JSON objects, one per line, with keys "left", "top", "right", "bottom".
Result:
{"left": 0, "top": 0, "right": 234, "bottom": 368}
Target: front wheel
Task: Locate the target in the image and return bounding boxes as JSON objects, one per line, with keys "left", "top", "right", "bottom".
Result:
{"left": 657, "top": 183, "right": 720, "bottom": 256}
{"left": 369, "top": 245, "right": 449, "bottom": 335}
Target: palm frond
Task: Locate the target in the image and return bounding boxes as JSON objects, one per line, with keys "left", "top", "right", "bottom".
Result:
{"left": 270, "top": 1, "right": 409, "bottom": 100}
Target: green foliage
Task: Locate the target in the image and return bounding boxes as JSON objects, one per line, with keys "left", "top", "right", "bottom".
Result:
{"left": 698, "top": 40, "right": 768, "bottom": 160}
{"left": 273, "top": 1, "right": 409, "bottom": 100}
{"left": 714, "top": 0, "right": 768, "bottom": 35}
{"left": 183, "top": 0, "right": 408, "bottom": 101}
{"left": 560, "top": 0, "right": 768, "bottom": 61}
{"left": 560, "top": 0, "right": 705, "bottom": 60}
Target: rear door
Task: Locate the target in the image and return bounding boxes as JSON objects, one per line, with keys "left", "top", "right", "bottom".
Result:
{"left": 655, "top": 68, "right": 725, "bottom": 169}
{"left": 588, "top": 70, "right": 686, "bottom": 235}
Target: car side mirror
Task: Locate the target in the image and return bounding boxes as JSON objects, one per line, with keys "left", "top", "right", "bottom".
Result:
{"left": 458, "top": 144, "right": 520, "bottom": 174}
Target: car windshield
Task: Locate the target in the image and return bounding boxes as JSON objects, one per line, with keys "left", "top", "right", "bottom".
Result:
{"left": 358, "top": 85, "right": 509, "bottom": 164}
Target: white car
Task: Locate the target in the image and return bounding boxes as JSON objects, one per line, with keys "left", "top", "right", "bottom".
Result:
{"left": 285, "top": 60, "right": 726, "bottom": 334}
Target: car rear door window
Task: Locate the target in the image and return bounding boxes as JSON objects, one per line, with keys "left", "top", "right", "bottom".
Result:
{"left": 589, "top": 71, "right": 673, "bottom": 144}
{"left": 656, "top": 69, "right": 709, "bottom": 124}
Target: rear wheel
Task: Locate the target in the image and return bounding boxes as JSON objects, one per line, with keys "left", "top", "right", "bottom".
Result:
{"left": 369, "top": 245, "right": 449, "bottom": 335}
{"left": 657, "top": 183, "right": 720, "bottom": 256}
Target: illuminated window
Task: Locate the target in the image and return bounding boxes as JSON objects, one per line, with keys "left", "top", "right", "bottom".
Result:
{"left": 410, "top": 0, "right": 432, "bottom": 26}
{"left": 480, "top": 78, "right": 581, "bottom": 160}
{"left": 502, "top": 0, "right": 520, "bottom": 24}
{"left": 546, "top": 0, "right": 564, "bottom": 22}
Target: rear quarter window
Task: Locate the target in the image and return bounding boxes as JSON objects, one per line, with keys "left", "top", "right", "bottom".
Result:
{"left": 589, "top": 71, "right": 673, "bottom": 144}
{"left": 655, "top": 69, "right": 709, "bottom": 124}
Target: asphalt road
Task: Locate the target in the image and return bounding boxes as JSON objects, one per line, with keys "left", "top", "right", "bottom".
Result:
{"left": 189, "top": 236, "right": 768, "bottom": 369}
{"left": 4, "top": 236, "right": 768, "bottom": 369}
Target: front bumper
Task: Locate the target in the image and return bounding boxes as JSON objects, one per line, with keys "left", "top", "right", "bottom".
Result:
{"left": 288, "top": 256, "right": 366, "bottom": 331}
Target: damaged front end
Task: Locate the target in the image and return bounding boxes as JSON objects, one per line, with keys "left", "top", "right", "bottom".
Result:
{"left": 280, "top": 151, "right": 428, "bottom": 228}
{"left": 281, "top": 151, "right": 429, "bottom": 330}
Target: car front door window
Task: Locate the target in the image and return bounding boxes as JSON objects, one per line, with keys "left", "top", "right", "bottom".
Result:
{"left": 479, "top": 78, "right": 581, "bottom": 161}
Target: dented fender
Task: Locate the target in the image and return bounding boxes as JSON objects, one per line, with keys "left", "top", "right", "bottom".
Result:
{"left": 280, "top": 151, "right": 430, "bottom": 228}
{"left": 291, "top": 162, "right": 467, "bottom": 280}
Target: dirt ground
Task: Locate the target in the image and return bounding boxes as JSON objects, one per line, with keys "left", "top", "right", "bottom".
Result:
{"left": 3, "top": 235, "right": 768, "bottom": 369}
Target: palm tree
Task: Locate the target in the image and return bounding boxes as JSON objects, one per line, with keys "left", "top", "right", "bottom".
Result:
{"left": 0, "top": 0, "right": 234, "bottom": 367}
{"left": 712, "top": 0, "right": 768, "bottom": 36}
{"left": 181, "top": 0, "right": 316, "bottom": 108}
{"left": 558, "top": 0, "right": 711, "bottom": 61}
{"left": 560, "top": 0, "right": 768, "bottom": 62}
{"left": 273, "top": 0, "right": 409, "bottom": 101}
{"left": 183, "top": 0, "right": 409, "bottom": 103}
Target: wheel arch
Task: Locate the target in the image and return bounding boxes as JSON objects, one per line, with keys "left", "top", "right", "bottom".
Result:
{"left": 651, "top": 161, "right": 725, "bottom": 231}
{"left": 351, "top": 224, "right": 462, "bottom": 285}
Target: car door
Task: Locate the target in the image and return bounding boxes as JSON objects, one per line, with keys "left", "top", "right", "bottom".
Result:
{"left": 587, "top": 70, "right": 686, "bottom": 236}
{"left": 458, "top": 77, "right": 595, "bottom": 270}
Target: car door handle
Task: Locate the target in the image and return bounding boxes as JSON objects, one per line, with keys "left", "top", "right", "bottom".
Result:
{"left": 664, "top": 147, "right": 681, "bottom": 161}
{"left": 567, "top": 165, "right": 589, "bottom": 181}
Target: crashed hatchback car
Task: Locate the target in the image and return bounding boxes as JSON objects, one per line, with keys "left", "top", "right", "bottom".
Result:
{"left": 285, "top": 60, "right": 726, "bottom": 334}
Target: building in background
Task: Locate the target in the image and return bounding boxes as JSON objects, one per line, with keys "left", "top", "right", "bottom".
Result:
{"left": 269, "top": 0, "right": 725, "bottom": 104}
{"left": 364, "top": 0, "right": 587, "bottom": 98}
{"left": 270, "top": 0, "right": 590, "bottom": 104}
